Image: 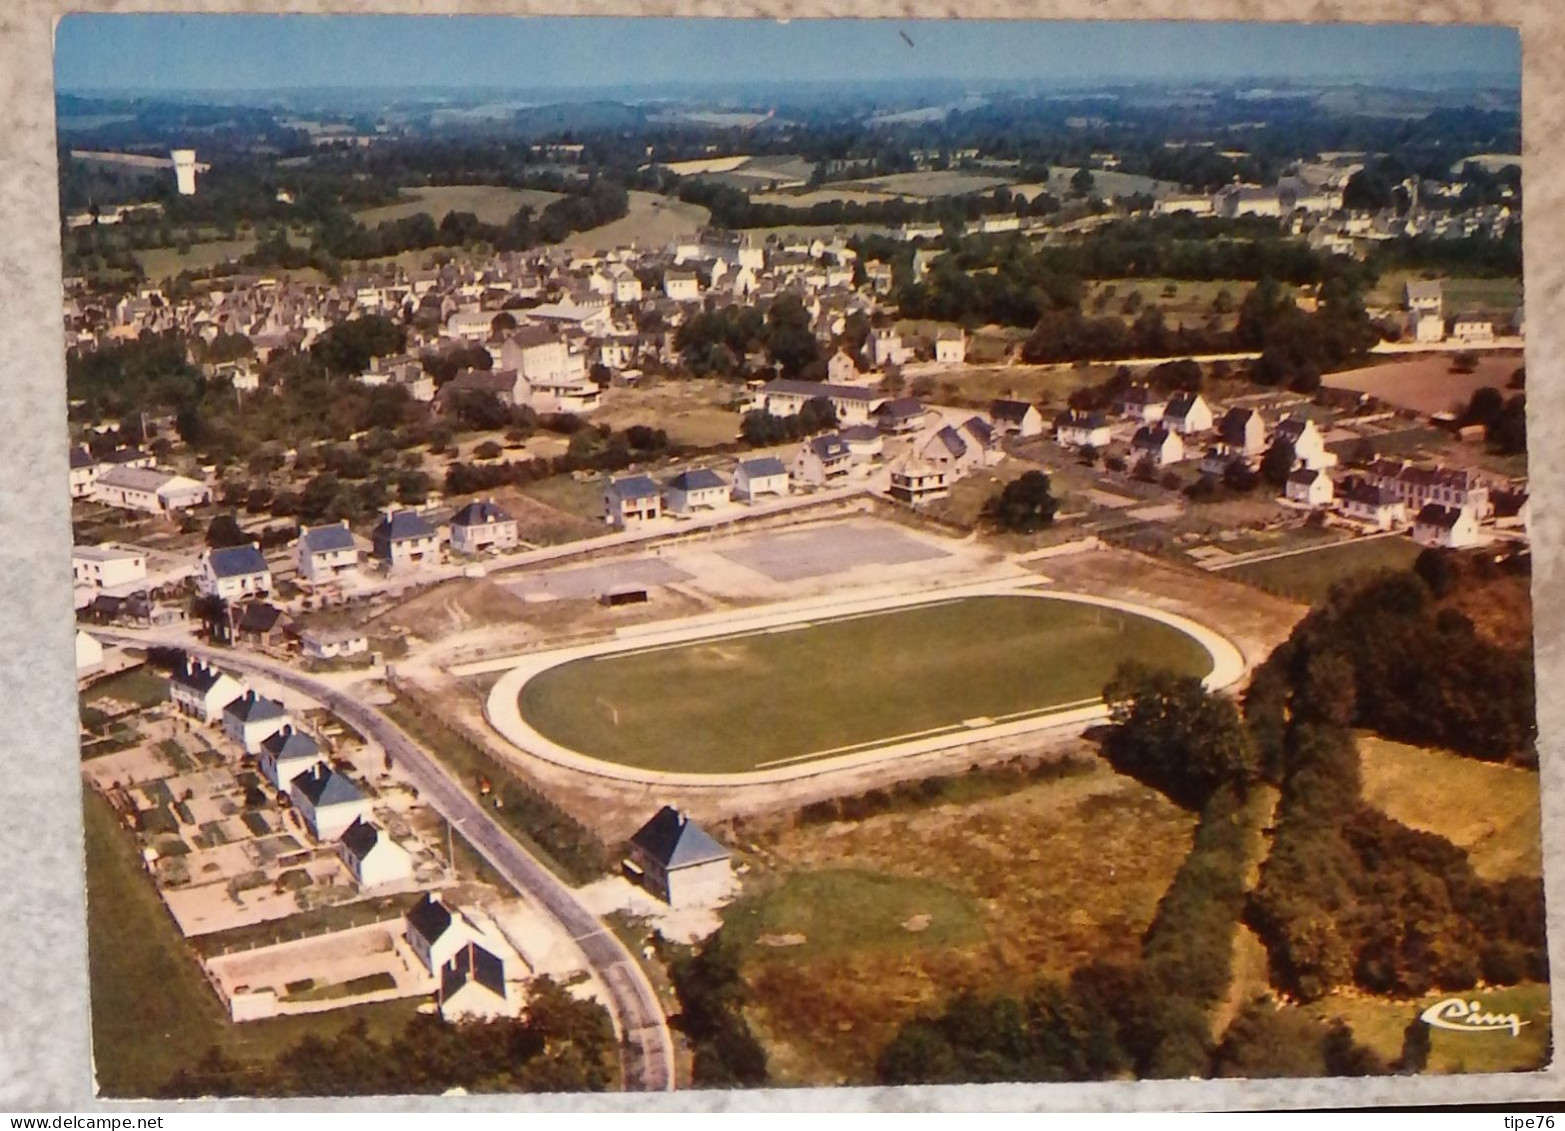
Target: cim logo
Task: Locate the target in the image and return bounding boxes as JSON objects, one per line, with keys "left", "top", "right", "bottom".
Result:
{"left": 1420, "top": 997, "right": 1529, "bottom": 1038}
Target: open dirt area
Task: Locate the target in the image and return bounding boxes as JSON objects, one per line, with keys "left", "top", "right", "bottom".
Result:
{"left": 562, "top": 191, "right": 709, "bottom": 253}
{"left": 1323, "top": 351, "right": 1525, "bottom": 416}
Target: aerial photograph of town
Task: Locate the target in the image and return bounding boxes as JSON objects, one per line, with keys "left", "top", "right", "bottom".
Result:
{"left": 55, "top": 13, "right": 1548, "bottom": 1099}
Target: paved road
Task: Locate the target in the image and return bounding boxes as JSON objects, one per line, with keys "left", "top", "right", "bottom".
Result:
{"left": 94, "top": 628, "right": 676, "bottom": 1093}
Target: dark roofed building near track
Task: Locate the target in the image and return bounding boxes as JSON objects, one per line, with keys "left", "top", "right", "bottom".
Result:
{"left": 626, "top": 806, "right": 734, "bottom": 908}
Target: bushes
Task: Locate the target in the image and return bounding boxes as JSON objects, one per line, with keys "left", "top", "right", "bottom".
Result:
{"left": 666, "top": 931, "right": 769, "bottom": 1088}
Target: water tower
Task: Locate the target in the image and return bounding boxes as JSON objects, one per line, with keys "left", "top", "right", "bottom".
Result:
{"left": 170, "top": 149, "right": 198, "bottom": 196}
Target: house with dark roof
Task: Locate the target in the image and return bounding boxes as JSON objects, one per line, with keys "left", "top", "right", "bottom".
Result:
{"left": 1054, "top": 410, "right": 1112, "bottom": 450}
{"left": 604, "top": 474, "right": 662, "bottom": 528}
{"left": 792, "top": 433, "right": 854, "bottom": 486}
{"left": 197, "top": 544, "right": 273, "bottom": 602}
{"left": 627, "top": 806, "right": 734, "bottom": 908}
{"left": 258, "top": 725, "right": 321, "bottom": 790}
{"left": 69, "top": 445, "right": 98, "bottom": 498}
{"left": 404, "top": 892, "right": 498, "bottom": 977}
{"left": 873, "top": 397, "right": 926, "bottom": 436}
{"left": 917, "top": 425, "right": 980, "bottom": 475}
{"left": 439, "top": 941, "right": 519, "bottom": 1021}
{"left": 757, "top": 379, "right": 884, "bottom": 426}
{"left": 1119, "top": 383, "right": 1168, "bottom": 423}
{"left": 991, "top": 399, "right": 1043, "bottom": 438}
{"left": 288, "top": 762, "right": 371, "bottom": 842}
{"left": 1413, "top": 503, "right": 1481, "bottom": 549}
{"left": 294, "top": 521, "right": 359, "bottom": 585}
{"left": 371, "top": 509, "right": 441, "bottom": 570}
{"left": 223, "top": 690, "right": 292, "bottom": 754}
{"left": 1273, "top": 415, "right": 1333, "bottom": 470}
{"left": 168, "top": 659, "right": 245, "bottom": 723}
{"left": 732, "top": 456, "right": 789, "bottom": 501}
{"left": 449, "top": 498, "right": 520, "bottom": 555}
{"left": 1341, "top": 482, "right": 1408, "bottom": 531}
{"left": 337, "top": 817, "right": 414, "bottom": 891}
{"left": 1163, "top": 392, "right": 1214, "bottom": 436}
{"left": 1285, "top": 467, "right": 1335, "bottom": 508}
{"left": 1216, "top": 407, "right": 1267, "bottom": 458}
{"left": 888, "top": 455, "right": 951, "bottom": 506}
{"left": 1131, "top": 424, "right": 1185, "bottom": 468}
{"left": 664, "top": 468, "right": 729, "bottom": 515}
{"left": 235, "top": 601, "right": 289, "bottom": 647}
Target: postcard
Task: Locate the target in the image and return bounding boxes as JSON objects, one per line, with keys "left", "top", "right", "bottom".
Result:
{"left": 15, "top": 7, "right": 1561, "bottom": 1109}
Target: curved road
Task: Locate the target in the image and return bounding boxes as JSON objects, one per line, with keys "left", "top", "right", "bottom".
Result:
{"left": 95, "top": 629, "right": 676, "bottom": 1093}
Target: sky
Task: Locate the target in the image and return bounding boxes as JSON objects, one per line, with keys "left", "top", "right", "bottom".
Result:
{"left": 54, "top": 15, "right": 1520, "bottom": 96}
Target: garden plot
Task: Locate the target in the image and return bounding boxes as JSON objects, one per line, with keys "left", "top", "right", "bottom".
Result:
{"left": 203, "top": 921, "right": 428, "bottom": 1021}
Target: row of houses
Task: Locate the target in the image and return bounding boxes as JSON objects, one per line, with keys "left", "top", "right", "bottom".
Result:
{"left": 71, "top": 447, "right": 213, "bottom": 515}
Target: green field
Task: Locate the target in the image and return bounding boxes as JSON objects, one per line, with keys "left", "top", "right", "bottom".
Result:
{"left": 1368, "top": 271, "right": 1524, "bottom": 316}
{"left": 1302, "top": 982, "right": 1551, "bottom": 1074}
{"left": 84, "top": 792, "right": 420, "bottom": 1097}
{"left": 1359, "top": 734, "right": 1542, "bottom": 880}
{"left": 353, "top": 184, "right": 563, "bottom": 227}
{"left": 134, "top": 238, "right": 257, "bottom": 281}
{"left": 1222, "top": 536, "right": 1422, "bottom": 605}
{"left": 518, "top": 595, "right": 1214, "bottom": 773}
{"left": 725, "top": 870, "right": 985, "bottom": 958}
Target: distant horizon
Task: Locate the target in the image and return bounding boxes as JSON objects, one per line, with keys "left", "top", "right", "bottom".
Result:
{"left": 54, "top": 15, "right": 1520, "bottom": 97}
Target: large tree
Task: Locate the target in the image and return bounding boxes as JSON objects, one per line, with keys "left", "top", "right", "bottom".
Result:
{"left": 982, "top": 470, "right": 1058, "bottom": 533}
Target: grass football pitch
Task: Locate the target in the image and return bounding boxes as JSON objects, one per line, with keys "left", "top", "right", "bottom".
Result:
{"left": 517, "top": 595, "right": 1214, "bottom": 774}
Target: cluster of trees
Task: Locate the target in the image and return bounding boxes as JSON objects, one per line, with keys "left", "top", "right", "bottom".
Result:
{"left": 738, "top": 400, "right": 837, "bottom": 447}
{"left": 1244, "top": 565, "right": 1546, "bottom": 1002}
{"left": 157, "top": 985, "right": 616, "bottom": 1097}
{"left": 1237, "top": 276, "right": 1381, "bottom": 392}
{"left": 1457, "top": 385, "right": 1527, "bottom": 456}
{"left": 442, "top": 421, "right": 676, "bottom": 499}
{"left": 672, "top": 295, "right": 824, "bottom": 380}
{"left": 666, "top": 931, "right": 769, "bottom": 1087}
{"left": 1251, "top": 566, "right": 1535, "bottom": 764}
{"left": 981, "top": 470, "right": 1058, "bottom": 534}
{"left": 675, "top": 178, "right": 1054, "bottom": 233}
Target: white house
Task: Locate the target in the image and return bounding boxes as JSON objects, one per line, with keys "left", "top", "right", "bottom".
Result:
{"left": 604, "top": 474, "right": 662, "bottom": 527}
{"left": 1131, "top": 425, "right": 1185, "bottom": 468}
{"left": 826, "top": 349, "right": 859, "bottom": 383}
{"left": 873, "top": 397, "right": 926, "bottom": 436}
{"left": 371, "top": 510, "right": 440, "bottom": 571}
{"left": 75, "top": 630, "right": 105, "bottom": 678}
{"left": 294, "top": 522, "right": 359, "bottom": 585}
{"left": 732, "top": 457, "right": 789, "bottom": 501}
{"left": 222, "top": 690, "right": 292, "bottom": 754}
{"left": 792, "top": 434, "right": 854, "bottom": 486}
{"left": 1413, "top": 503, "right": 1481, "bottom": 549}
{"left": 1273, "top": 416, "right": 1336, "bottom": 471}
{"left": 1342, "top": 483, "right": 1408, "bottom": 530}
{"left": 756, "top": 380, "right": 882, "bottom": 426}
{"left": 1163, "top": 392, "right": 1215, "bottom": 436}
{"left": 338, "top": 818, "right": 414, "bottom": 891}
{"left": 197, "top": 544, "right": 272, "bottom": 602}
{"left": 918, "top": 425, "right": 981, "bottom": 476}
{"left": 1451, "top": 316, "right": 1494, "bottom": 344}
{"left": 72, "top": 544, "right": 148, "bottom": 591}
{"left": 664, "top": 468, "right": 729, "bottom": 515}
{"left": 1054, "top": 410, "right": 1112, "bottom": 450}
{"left": 1216, "top": 407, "right": 1268, "bottom": 458}
{"left": 663, "top": 270, "right": 701, "bottom": 302}
{"left": 1120, "top": 385, "right": 1168, "bottom": 424}
{"left": 888, "top": 457, "right": 951, "bottom": 506}
{"left": 300, "top": 627, "right": 370, "bottom": 661}
{"left": 871, "top": 327, "right": 912, "bottom": 367}
{"left": 168, "top": 659, "right": 245, "bottom": 723}
{"left": 92, "top": 466, "right": 212, "bottom": 514}
{"left": 627, "top": 806, "right": 734, "bottom": 909}
{"left": 1365, "top": 460, "right": 1491, "bottom": 519}
{"left": 449, "top": 498, "right": 520, "bottom": 555}
{"left": 69, "top": 447, "right": 98, "bottom": 499}
{"left": 991, "top": 400, "right": 1044, "bottom": 438}
{"left": 499, "top": 325, "right": 582, "bottom": 389}
{"left": 1285, "top": 467, "right": 1335, "bottom": 508}
{"left": 404, "top": 892, "right": 499, "bottom": 977}
{"left": 438, "top": 942, "right": 520, "bottom": 1021}
{"left": 290, "top": 762, "right": 373, "bottom": 842}
{"left": 1410, "top": 312, "right": 1446, "bottom": 344}
{"left": 934, "top": 327, "right": 967, "bottom": 364}
{"left": 258, "top": 725, "right": 321, "bottom": 790}
{"left": 1405, "top": 279, "right": 1444, "bottom": 317}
